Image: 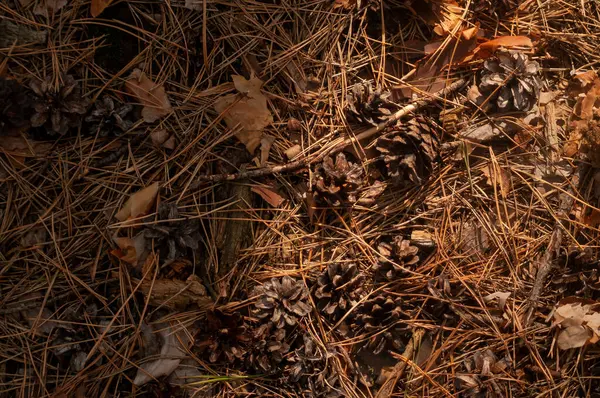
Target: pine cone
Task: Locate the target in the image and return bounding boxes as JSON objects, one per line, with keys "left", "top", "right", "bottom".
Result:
{"left": 346, "top": 82, "right": 397, "bottom": 126}
{"left": 0, "top": 77, "right": 34, "bottom": 130}
{"left": 85, "top": 96, "right": 134, "bottom": 136}
{"left": 475, "top": 51, "right": 541, "bottom": 112}
{"left": 375, "top": 116, "right": 439, "bottom": 186}
{"left": 373, "top": 237, "right": 419, "bottom": 281}
{"left": 314, "top": 263, "right": 364, "bottom": 322}
{"left": 247, "top": 323, "right": 291, "bottom": 371}
{"left": 313, "top": 153, "right": 365, "bottom": 205}
{"left": 30, "top": 75, "right": 88, "bottom": 136}
{"left": 352, "top": 294, "right": 405, "bottom": 354}
{"left": 197, "top": 309, "right": 251, "bottom": 364}
{"left": 252, "top": 276, "right": 311, "bottom": 329}
{"left": 143, "top": 203, "right": 202, "bottom": 262}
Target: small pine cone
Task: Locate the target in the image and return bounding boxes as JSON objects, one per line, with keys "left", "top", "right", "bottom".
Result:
{"left": 252, "top": 276, "right": 311, "bottom": 329}
{"left": 30, "top": 75, "right": 88, "bottom": 136}
{"left": 313, "top": 263, "right": 364, "bottom": 321}
{"left": 313, "top": 153, "right": 365, "bottom": 205}
{"left": 474, "top": 51, "right": 541, "bottom": 112}
{"left": 0, "top": 77, "right": 34, "bottom": 129}
{"left": 353, "top": 294, "right": 405, "bottom": 354}
{"left": 247, "top": 323, "right": 291, "bottom": 371}
{"left": 346, "top": 82, "right": 397, "bottom": 126}
{"left": 375, "top": 116, "right": 439, "bottom": 186}
{"left": 373, "top": 237, "right": 419, "bottom": 281}
{"left": 197, "top": 309, "right": 251, "bottom": 363}
{"left": 143, "top": 203, "right": 202, "bottom": 261}
{"left": 85, "top": 96, "right": 134, "bottom": 136}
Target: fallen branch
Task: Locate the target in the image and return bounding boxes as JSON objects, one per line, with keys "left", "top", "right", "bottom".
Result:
{"left": 192, "top": 79, "right": 466, "bottom": 184}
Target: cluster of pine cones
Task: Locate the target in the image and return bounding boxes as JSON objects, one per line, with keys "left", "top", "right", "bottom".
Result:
{"left": 0, "top": 75, "right": 134, "bottom": 136}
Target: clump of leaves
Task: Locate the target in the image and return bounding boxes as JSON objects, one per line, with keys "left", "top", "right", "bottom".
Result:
{"left": 346, "top": 82, "right": 397, "bottom": 126}
{"left": 86, "top": 96, "right": 134, "bottom": 136}
{"left": 376, "top": 116, "right": 439, "bottom": 186}
{"left": 313, "top": 262, "right": 364, "bottom": 323}
{"left": 0, "top": 77, "right": 34, "bottom": 130}
{"left": 352, "top": 293, "right": 406, "bottom": 354}
{"left": 142, "top": 203, "right": 202, "bottom": 262}
{"left": 30, "top": 75, "right": 88, "bottom": 136}
{"left": 373, "top": 236, "right": 419, "bottom": 281}
{"left": 313, "top": 153, "right": 365, "bottom": 205}
{"left": 473, "top": 50, "right": 541, "bottom": 112}
{"left": 252, "top": 276, "right": 311, "bottom": 329}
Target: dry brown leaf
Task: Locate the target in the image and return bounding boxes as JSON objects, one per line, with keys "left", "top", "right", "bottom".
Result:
{"left": 484, "top": 291, "right": 511, "bottom": 309}
{"left": 150, "top": 129, "right": 176, "bottom": 150}
{"left": 0, "top": 134, "right": 52, "bottom": 157}
{"left": 557, "top": 326, "right": 591, "bottom": 350}
{"left": 33, "top": 0, "right": 67, "bottom": 17}
{"left": 115, "top": 182, "right": 159, "bottom": 222}
{"left": 474, "top": 36, "right": 533, "bottom": 59}
{"left": 135, "top": 275, "right": 212, "bottom": 310}
{"left": 260, "top": 136, "right": 275, "bottom": 166}
{"left": 90, "top": 0, "right": 114, "bottom": 17}
{"left": 481, "top": 164, "right": 511, "bottom": 198}
{"left": 433, "top": 1, "right": 462, "bottom": 36}
{"left": 125, "top": 69, "right": 172, "bottom": 123}
{"left": 111, "top": 234, "right": 146, "bottom": 266}
{"left": 251, "top": 185, "right": 285, "bottom": 207}
{"left": 213, "top": 75, "right": 273, "bottom": 154}
{"left": 133, "top": 324, "right": 192, "bottom": 386}
{"left": 553, "top": 298, "right": 600, "bottom": 349}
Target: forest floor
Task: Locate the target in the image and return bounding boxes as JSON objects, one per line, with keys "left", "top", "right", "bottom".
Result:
{"left": 1, "top": 0, "right": 600, "bottom": 397}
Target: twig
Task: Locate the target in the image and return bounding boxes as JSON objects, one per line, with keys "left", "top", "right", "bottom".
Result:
{"left": 192, "top": 79, "right": 466, "bottom": 184}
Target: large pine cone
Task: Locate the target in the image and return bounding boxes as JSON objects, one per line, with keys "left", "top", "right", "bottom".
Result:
{"left": 474, "top": 51, "right": 541, "bottom": 112}
{"left": 197, "top": 309, "right": 252, "bottom": 363}
{"left": 314, "top": 263, "right": 364, "bottom": 322}
{"left": 375, "top": 116, "right": 439, "bottom": 186}
{"left": 373, "top": 237, "right": 419, "bottom": 281}
{"left": 252, "top": 276, "right": 311, "bottom": 329}
{"left": 0, "top": 77, "right": 34, "bottom": 130}
{"left": 142, "top": 203, "right": 202, "bottom": 262}
{"left": 313, "top": 153, "right": 365, "bottom": 205}
{"left": 346, "top": 82, "right": 397, "bottom": 126}
{"left": 352, "top": 294, "right": 406, "bottom": 354}
{"left": 30, "top": 75, "right": 88, "bottom": 136}
{"left": 85, "top": 96, "right": 134, "bottom": 136}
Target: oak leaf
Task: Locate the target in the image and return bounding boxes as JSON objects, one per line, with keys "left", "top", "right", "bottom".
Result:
{"left": 125, "top": 69, "right": 172, "bottom": 123}
{"left": 115, "top": 182, "right": 159, "bottom": 222}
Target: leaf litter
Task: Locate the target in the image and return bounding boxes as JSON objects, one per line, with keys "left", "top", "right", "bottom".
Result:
{"left": 2, "top": 0, "right": 600, "bottom": 397}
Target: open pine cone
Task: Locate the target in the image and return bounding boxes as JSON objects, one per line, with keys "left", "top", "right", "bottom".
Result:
{"left": 247, "top": 323, "right": 291, "bottom": 372}
{"left": 346, "top": 82, "right": 397, "bottom": 126}
{"left": 30, "top": 75, "right": 88, "bottom": 135}
{"left": 0, "top": 77, "right": 34, "bottom": 130}
{"left": 313, "top": 263, "right": 364, "bottom": 322}
{"left": 252, "top": 276, "right": 311, "bottom": 329}
{"left": 197, "top": 309, "right": 252, "bottom": 364}
{"left": 475, "top": 51, "right": 541, "bottom": 112}
{"left": 143, "top": 203, "right": 202, "bottom": 262}
{"left": 313, "top": 153, "right": 365, "bottom": 205}
{"left": 373, "top": 236, "right": 419, "bottom": 281}
{"left": 86, "top": 96, "right": 134, "bottom": 136}
{"left": 375, "top": 116, "right": 439, "bottom": 186}
{"left": 352, "top": 294, "right": 406, "bottom": 354}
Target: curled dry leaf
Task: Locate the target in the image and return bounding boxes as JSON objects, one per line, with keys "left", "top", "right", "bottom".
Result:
{"left": 473, "top": 36, "right": 533, "bottom": 59}
{"left": 481, "top": 164, "right": 511, "bottom": 199}
{"left": 134, "top": 275, "right": 212, "bottom": 310}
{"left": 552, "top": 297, "right": 600, "bottom": 349}
{"left": 484, "top": 291, "right": 511, "bottom": 309}
{"left": 150, "top": 129, "right": 176, "bottom": 150}
{"left": 115, "top": 182, "right": 159, "bottom": 222}
{"left": 91, "top": 0, "right": 114, "bottom": 17}
{"left": 125, "top": 69, "right": 172, "bottom": 123}
{"left": 213, "top": 75, "right": 273, "bottom": 154}
{"left": 251, "top": 185, "right": 285, "bottom": 207}
{"left": 133, "top": 324, "right": 193, "bottom": 386}
{"left": 111, "top": 234, "right": 146, "bottom": 267}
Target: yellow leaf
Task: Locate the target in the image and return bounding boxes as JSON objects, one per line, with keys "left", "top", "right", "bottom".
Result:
{"left": 115, "top": 182, "right": 159, "bottom": 222}
{"left": 125, "top": 69, "right": 173, "bottom": 123}
{"left": 214, "top": 75, "right": 273, "bottom": 154}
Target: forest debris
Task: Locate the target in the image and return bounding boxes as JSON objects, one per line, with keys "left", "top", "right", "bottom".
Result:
{"left": 125, "top": 69, "right": 173, "bottom": 123}
{"left": 285, "top": 144, "right": 302, "bottom": 159}
{"left": 133, "top": 324, "right": 193, "bottom": 386}
{"left": 481, "top": 163, "right": 511, "bottom": 198}
{"left": 150, "top": 129, "right": 176, "bottom": 149}
{"left": 33, "top": 0, "right": 67, "bottom": 17}
{"left": 473, "top": 36, "right": 534, "bottom": 59}
{"left": 91, "top": 0, "right": 114, "bottom": 17}
{"left": 22, "top": 306, "right": 59, "bottom": 336}
{"left": 552, "top": 298, "right": 600, "bottom": 349}
{"left": 0, "top": 133, "right": 52, "bottom": 157}
{"left": 214, "top": 75, "right": 273, "bottom": 154}
{"left": 134, "top": 275, "right": 212, "bottom": 310}
{"left": 111, "top": 234, "right": 146, "bottom": 267}
{"left": 260, "top": 135, "right": 275, "bottom": 165}
{"left": 432, "top": 1, "right": 463, "bottom": 36}
{"left": 115, "top": 182, "right": 159, "bottom": 222}
{"left": 0, "top": 20, "right": 47, "bottom": 47}
{"left": 251, "top": 185, "right": 285, "bottom": 207}
{"left": 484, "top": 291, "right": 510, "bottom": 310}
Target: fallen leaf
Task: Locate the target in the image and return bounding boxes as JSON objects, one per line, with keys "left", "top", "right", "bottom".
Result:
{"left": 134, "top": 275, "right": 212, "bottom": 310}
{"left": 33, "top": 0, "right": 67, "bottom": 17}
{"left": 473, "top": 36, "right": 533, "bottom": 59}
{"left": 260, "top": 135, "right": 275, "bottom": 166}
{"left": 125, "top": 69, "right": 172, "bottom": 123}
{"left": 213, "top": 75, "right": 273, "bottom": 154}
{"left": 115, "top": 182, "right": 159, "bottom": 222}
{"left": 133, "top": 324, "right": 193, "bottom": 386}
{"left": 484, "top": 291, "right": 511, "bottom": 309}
{"left": 0, "top": 134, "right": 52, "bottom": 157}
{"left": 150, "top": 129, "right": 176, "bottom": 150}
{"left": 251, "top": 185, "right": 285, "bottom": 207}
{"left": 557, "top": 326, "right": 590, "bottom": 350}
{"left": 168, "top": 359, "right": 203, "bottom": 386}
{"left": 111, "top": 234, "right": 147, "bottom": 267}
{"left": 90, "top": 0, "right": 113, "bottom": 17}
{"left": 481, "top": 164, "right": 511, "bottom": 198}
{"left": 552, "top": 298, "right": 600, "bottom": 349}
{"left": 433, "top": 1, "right": 463, "bottom": 36}
{"left": 0, "top": 20, "right": 47, "bottom": 47}
{"left": 22, "top": 306, "right": 59, "bottom": 336}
